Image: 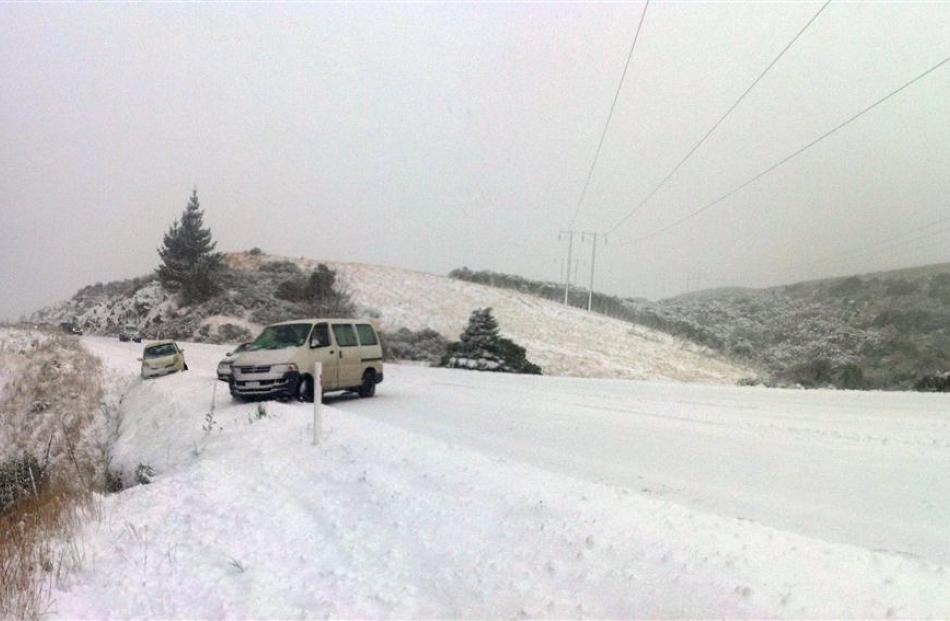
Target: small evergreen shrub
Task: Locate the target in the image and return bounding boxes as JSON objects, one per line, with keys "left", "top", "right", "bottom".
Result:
{"left": 272, "top": 264, "right": 355, "bottom": 316}
{"left": 440, "top": 308, "right": 541, "bottom": 375}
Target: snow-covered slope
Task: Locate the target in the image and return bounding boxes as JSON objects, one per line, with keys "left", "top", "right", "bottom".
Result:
{"left": 52, "top": 336, "right": 950, "bottom": 618}
{"left": 236, "top": 253, "right": 751, "bottom": 383}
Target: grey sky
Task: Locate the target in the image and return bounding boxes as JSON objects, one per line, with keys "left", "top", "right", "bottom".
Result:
{"left": 2, "top": 2, "right": 948, "bottom": 319}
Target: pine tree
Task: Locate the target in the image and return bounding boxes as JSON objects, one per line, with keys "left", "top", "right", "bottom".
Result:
{"left": 458, "top": 308, "right": 502, "bottom": 360}
{"left": 441, "top": 308, "right": 541, "bottom": 374}
{"left": 156, "top": 189, "right": 224, "bottom": 304}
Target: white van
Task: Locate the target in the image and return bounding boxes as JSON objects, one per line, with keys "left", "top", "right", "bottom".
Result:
{"left": 230, "top": 319, "right": 383, "bottom": 402}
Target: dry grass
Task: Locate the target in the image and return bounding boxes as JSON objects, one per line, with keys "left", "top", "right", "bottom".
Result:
{"left": 0, "top": 480, "right": 99, "bottom": 620}
{"left": 0, "top": 329, "right": 110, "bottom": 620}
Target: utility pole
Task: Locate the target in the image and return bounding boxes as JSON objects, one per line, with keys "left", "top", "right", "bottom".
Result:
{"left": 561, "top": 230, "right": 604, "bottom": 311}
{"left": 559, "top": 230, "right": 576, "bottom": 305}
{"left": 584, "top": 232, "right": 606, "bottom": 312}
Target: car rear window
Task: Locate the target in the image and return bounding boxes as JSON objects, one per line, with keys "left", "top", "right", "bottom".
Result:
{"left": 356, "top": 324, "right": 378, "bottom": 346}
{"left": 332, "top": 324, "right": 358, "bottom": 347}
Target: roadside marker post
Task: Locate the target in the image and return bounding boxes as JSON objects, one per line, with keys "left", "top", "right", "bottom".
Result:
{"left": 313, "top": 361, "right": 322, "bottom": 446}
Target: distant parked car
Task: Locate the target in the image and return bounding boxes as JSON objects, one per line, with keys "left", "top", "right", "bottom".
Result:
{"left": 139, "top": 341, "right": 188, "bottom": 379}
{"left": 119, "top": 324, "right": 142, "bottom": 342}
{"left": 216, "top": 342, "right": 254, "bottom": 382}
{"left": 60, "top": 321, "right": 83, "bottom": 336}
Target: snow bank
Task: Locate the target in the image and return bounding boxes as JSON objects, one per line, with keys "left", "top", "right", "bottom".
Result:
{"left": 50, "top": 337, "right": 950, "bottom": 618}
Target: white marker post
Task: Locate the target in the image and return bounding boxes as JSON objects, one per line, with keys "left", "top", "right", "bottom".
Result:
{"left": 312, "top": 361, "right": 322, "bottom": 446}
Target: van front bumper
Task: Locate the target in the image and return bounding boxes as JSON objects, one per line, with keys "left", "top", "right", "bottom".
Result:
{"left": 231, "top": 370, "right": 300, "bottom": 398}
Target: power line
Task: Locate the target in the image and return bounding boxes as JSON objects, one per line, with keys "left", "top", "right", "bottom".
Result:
{"left": 620, "top": 53, "right": 950, "bottom": 246}
{"left": 568, "top": 0, "right": 650, "bottom": 229}
{"left": 729, "top": 210, "right": 950, "bottom": 286}
{"left": 607, "top": 0, "right": 832, "bottom": 235}
{"left": 749, "top": 213, "right": 950, "bottom": 277}
{"left": 803, "top": 215, "right": 950, "bottom": 272}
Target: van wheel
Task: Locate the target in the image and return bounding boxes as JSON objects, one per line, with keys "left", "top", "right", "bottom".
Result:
{"left": 358, "top": 371, "right": 376, "bottom": 398}
{"left": 297, "top": 375, "right": 314, "bottom": 403}
{"left": 183, "top": 363, "right": 189, "bottom": 371}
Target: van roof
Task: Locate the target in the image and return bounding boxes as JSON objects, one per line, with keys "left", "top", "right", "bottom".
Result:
{"left": 269, "top": 318, "right": 375, "bottom": 326}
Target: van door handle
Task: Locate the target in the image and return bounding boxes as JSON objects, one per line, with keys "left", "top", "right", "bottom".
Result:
{"left": 338, "top": 351, "right": 343, "bottom": 358}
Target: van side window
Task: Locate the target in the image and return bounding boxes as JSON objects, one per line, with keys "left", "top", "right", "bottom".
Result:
{"left": 355, "top": 324, "right": 378, "bottom": 346}
{"left": 310, "top": 323, "right": 331, "bottom": 348}
{"left": 332, "top": 324, "right": 358, "bottom": 347}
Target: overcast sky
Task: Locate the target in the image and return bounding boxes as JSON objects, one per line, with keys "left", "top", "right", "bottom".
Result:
{"left": 2, "top": 1, "right": 949, "bottom": 319}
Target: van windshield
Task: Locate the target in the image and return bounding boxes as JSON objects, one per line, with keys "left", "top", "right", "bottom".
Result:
{"left": 252, "top": 323, "right": 312, "bottom": 350}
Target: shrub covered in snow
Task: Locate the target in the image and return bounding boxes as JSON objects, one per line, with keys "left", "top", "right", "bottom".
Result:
{"left": 914, "top": 372, "right": 950, "bottom": 392}
{"left": 273, "top": 263, "right": 356, "bottom": 317}
{"left": 31, "top": 254, "right": 361, "bottom": 346}
{"left": 380, "top": 327, "right": 449, "bottom": 364}
{"left": 441, "top": 308, "right": 541, "bottom": 375}
{"left": 0, "top": 333, "right": 115, "bottom": 493}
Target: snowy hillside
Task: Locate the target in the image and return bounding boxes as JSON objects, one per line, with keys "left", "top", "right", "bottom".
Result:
{"left": 48, "top": 336, "right": 950, "bottom": 618}
{"left": 450, "top": 264, "right": 950, "bottom": 390}
{"left": 241, "top": 253, "right": 751, "bottom": 382}
{"left": 33, "top": 252, "right": 752, "bottom": 383}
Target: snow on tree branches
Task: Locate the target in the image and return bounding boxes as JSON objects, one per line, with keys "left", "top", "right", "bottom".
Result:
{"left": 441, "top": 308, "right": 541, "bottom": 375}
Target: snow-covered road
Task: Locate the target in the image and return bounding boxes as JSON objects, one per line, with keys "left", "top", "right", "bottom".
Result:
{"left": 52, "top": 336, "right": 950, "bottom": 618}
{"left": 340, "top": 366, "right": 950, "bottom": 567}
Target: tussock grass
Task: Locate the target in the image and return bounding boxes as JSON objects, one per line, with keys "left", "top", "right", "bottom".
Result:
{"left": 0, "top": 480, "right": 100, "bottom": 620}
{"left": 0, "top": 329, "right": 112, "bottom": 619}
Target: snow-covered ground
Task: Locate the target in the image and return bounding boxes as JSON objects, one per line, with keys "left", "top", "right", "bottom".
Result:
{"left": 50, "top": 336, "right": 950, "bottom": 618}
